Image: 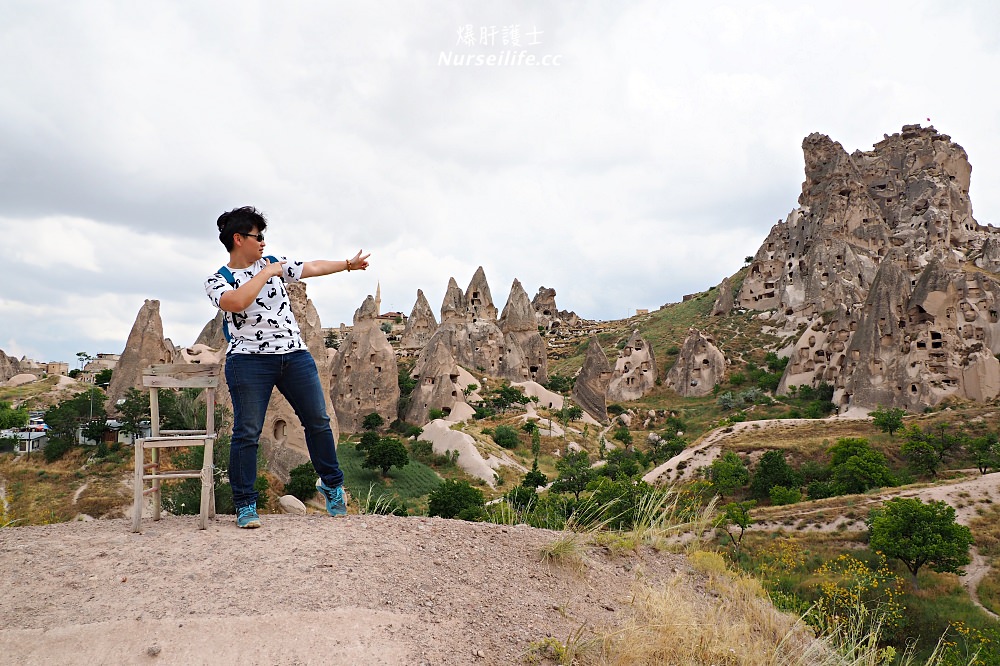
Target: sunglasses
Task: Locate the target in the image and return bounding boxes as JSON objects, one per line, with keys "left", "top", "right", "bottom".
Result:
{"left": 241, "top": 232, "right": 264, "bottom": 243}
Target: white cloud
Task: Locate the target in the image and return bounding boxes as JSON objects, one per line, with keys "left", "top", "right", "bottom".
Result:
{"left": 2, "top": 1, "right": 1000, "bottom": 365}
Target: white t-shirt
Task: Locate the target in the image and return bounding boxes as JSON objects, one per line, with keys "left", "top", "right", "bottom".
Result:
{"left": 204, "top": 256, "right": 306, "bottom": 355}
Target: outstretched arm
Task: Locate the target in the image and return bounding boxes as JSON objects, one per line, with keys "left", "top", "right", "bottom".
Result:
{"left": 301, "top": 250, "right": 371, "bottom": 278}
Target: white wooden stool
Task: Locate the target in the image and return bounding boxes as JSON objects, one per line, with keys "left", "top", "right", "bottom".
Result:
{"left": 132, "top": 364, "right": 220, "bottom": 532}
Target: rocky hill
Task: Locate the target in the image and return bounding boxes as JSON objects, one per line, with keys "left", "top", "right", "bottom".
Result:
{"left": 735, "top": 124, "right": 1000, "bottom": 411}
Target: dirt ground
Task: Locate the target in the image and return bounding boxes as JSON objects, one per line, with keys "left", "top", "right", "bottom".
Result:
{"left": 0, "top": 514, "right": 693, "bottom": 666}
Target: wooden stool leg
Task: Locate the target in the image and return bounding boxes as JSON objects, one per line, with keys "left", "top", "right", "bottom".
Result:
{"left": 152, "top": 448, "right": 161, "bottom": 521}
{"left": 132, "top": 441, "right": 144, "bottom": 533}
{"left": 199, "top": 437, "right": 214, "bottom": 530}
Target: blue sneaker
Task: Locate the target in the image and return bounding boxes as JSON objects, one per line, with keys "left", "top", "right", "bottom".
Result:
{"left": 317, "top": 481, "right": 347, "bottom": 517}
{"left": 236, "top": 502, "right": 261, "bottom": 529}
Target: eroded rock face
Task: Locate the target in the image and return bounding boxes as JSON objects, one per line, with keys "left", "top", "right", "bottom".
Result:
{"left": 607, "top": 330, "right": 657, "bottom": 402}
{"left": 572, "top": 336, "right": 612, "bottom": 423}
{"left": 194, "top": 312, "right": 225, "bottom": 349}
{"left": 466, "top": 266, "right": 498, "bottom": 323}
{"left": 665, "top": 329, "right": 726, "bottom": 397}
{"left": 532, "top": 286, "right": 580, "bottom": 329}
{"left": 106, "top": 300, "right": 177, "bottom": 408}
{"left": 399, "top": 289, "right": 437, "bottom": 351}
{"left": 499, "top": 279, "right": 548, "bottom": 384}
{"left": 737, "top": 124, "right": 1000, "bottom": 410}
{"left": 404, "top": 334, "right": 467, "bottom": 425}
{"left": 329, "top": 295, "right": 400, "bottom": 433}
{"left": 711, "top": 277, "right": 734, "bottom": 317}
{"left": 0, "top": 349, "right": 20, "bottom": 383}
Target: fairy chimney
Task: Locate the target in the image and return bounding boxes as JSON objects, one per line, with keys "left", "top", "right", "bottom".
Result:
{"left": 328, "top": 295, "right": 400, "bottom": 432}
{"left": 399, "top": 289, "right": 438, "bottom": 351}
{"left": 499, "top": 279, "right": 548, "bottom": 384}
{"left": 106, "top": 299, "right": 178, "bottom": 408}
{"left": 404, "top": 334, "right": 467, "bottom": 425}
{"left": 607, "top": 330, "right": 657, "bottom": 402}
{"left": 573, "top": 336, "right": 612, "bottom": 423}
{"left": 665, "top": 329, "right": 726, "bottom": 397}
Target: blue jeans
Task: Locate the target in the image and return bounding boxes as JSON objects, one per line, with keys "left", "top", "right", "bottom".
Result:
{"left": 225, "top": 350, "right": 343, "bottom": 509}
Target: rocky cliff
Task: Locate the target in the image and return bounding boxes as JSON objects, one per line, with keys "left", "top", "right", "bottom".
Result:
{"left": 738, "top": 125, "right": 1000, "bottom": 410}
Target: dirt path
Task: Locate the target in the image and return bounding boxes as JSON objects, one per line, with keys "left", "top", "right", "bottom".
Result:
{"left": 72, "top": 480, "right": 89, "bottom": 505}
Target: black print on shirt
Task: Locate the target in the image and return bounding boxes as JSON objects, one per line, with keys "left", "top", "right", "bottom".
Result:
{"left": 255, "top": 298, "right": 271, "bottom": 311}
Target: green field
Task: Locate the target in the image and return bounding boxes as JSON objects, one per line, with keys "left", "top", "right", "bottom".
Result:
{"left": 337, "top": 439, "right": 443, "bottom": 508}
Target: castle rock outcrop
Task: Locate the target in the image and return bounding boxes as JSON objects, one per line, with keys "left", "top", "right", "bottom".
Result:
{"left": 329, "top": 295, "right": 401, "bottom": 433}
{"left": 572, "top": 336, "right": 612, "bottom": 423}
{"left": 665, "top": 329, "right": 726, "bottom": 397}
{"left": 737, "top": 125, "right": 1000, "bottom": 411}
{"left": 607, "top": 330, "right": 657, "bottom": 402}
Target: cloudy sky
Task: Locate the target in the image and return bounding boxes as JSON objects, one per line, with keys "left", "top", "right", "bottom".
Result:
{"left": 3, "top": 1, "right": 1000, "bottom": 366}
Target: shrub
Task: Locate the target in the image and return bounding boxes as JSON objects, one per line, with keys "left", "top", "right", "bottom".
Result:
{"left": 807, "top": 481, "right": 837, "bottom": 500}
{"left": 750, "top": 450, "right": 801, "bottom": 500}
{"left": 769, "top": 485, "right": 801, "bottom": 505}
{"left": 506, "top": 486, "right": 538, "bottom": 512}
{"left": 729, "top": 371, "right": 746, "bottom": 386}
{"left": 362, "top": 412, "right": 385, "bottom": 431}
{"left": 708, "top": 451, "right": 749, "bottom": 498}
{"left": 428, "top": 479, "right": 485, "bottom": 519}
{"left": 492, "top": 425, "right": 520, "bottom": 450}
{"left": 607, "top": 404, "right": 625, "bottom": 416}
{"left": 544, "top": 374, "right": 575, "bottom": 394}
{"left": 284, "top": 462, "right": 318, "bottom": 501}
{"left": 43, "top": 437, "right": 73, "bottom": 463}
{"left": 428, "top": 408, "right": 446, "bottom": 421}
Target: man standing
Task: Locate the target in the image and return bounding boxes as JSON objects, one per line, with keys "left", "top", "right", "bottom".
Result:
{"left": 205, "top": 206, "right": 370, "bottom": 528}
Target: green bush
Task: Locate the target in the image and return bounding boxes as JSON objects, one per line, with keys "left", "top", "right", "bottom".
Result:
{"left": 607, "top": 404, "right": 626, "bottom": 416}
{"left": 543, "top": 374, "right": 575, "bottom": 394}
{"left": 769, "top": 485, "right": 801, "bottom": 505}
{"left": 284, "top": 462, "right": 318, "bottom": 501}
{"left": 362, "top": 412, "right": 385, "bottom": 431}
{"left": 362, "top": 437, "right": 409, "bottom": 476}
{"left": 492, "top": 425, "right": 520, "bottom": 450}
{"left": 428, "top": 408, "right": 446, "bottom": 421}
{"left": 506, "top": 486, "right": 538, "bottom": 512}
{"left": 43, "top": 437, "right": 73, "bottom": 463}
{"left": 428, "top": 479, "right": 485, "bottom": 519}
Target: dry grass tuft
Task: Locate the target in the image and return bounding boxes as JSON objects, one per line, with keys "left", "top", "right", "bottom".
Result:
{"left": 538, "top": 531, "right": 587, "bottom": 571}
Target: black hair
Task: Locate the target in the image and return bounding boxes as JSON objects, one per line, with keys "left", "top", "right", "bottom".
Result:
{"left": 217, "top": 206, "right": 268, "bottom": 251}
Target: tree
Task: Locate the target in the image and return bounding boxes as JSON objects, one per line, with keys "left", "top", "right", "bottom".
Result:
{"left": 600, "top": 448, "right": 641, "bottom": 480}
{"left": 551, "top": 450, "right": 595, "bottom": 501}
{"left": 361, "top": 412, "right": 385, "bottom": 432}
{"left": 94, "top": 368, "right": 113, "bottom": 388}
{"left": 522, "top": 459, "right": 548, "bottom": 488}
{"left": 749, "top": 450, "right": 800, "bottom": 500}
{"left": 363, "top": 437, "right": 409, "bottom": 476}
{"left": 717, "top": 501, "right": 755, "bottom": 553}
{"left": 708, "top": 451, "right": 749, "bottom": 498}
{"left": 0, "top": 401, "right": 28, "bottom": 430}
{"left": 828, "top": 438, "right": 894, "bottom": 494}
{"left": 428, "top": 479, "right": 485, "bottom": 519}
{"left": 324, "top": 330, "right": 340, "bottom": 349}
{"left": 902, "top": 424, "right": 963, "bottom": 477}
{"left": 76, "top": 351, "right": 93, "bottom": 370}
{"left": 870, "top": 406, "right": 905, "bottom": 436}
{"left": 356, "top": 430, "right": 381, "bottom": 452}
{"left": 611, "top": 426, "right": 633, "bottom": 449}
{"left": 117, "top": 388, "right": 149, "bottom": 444}
{"left": 969, "top": 433, "right": 1000, "bottom": 475}
{"left": 867, "top": 497, "right": 973, "bottom": 589}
